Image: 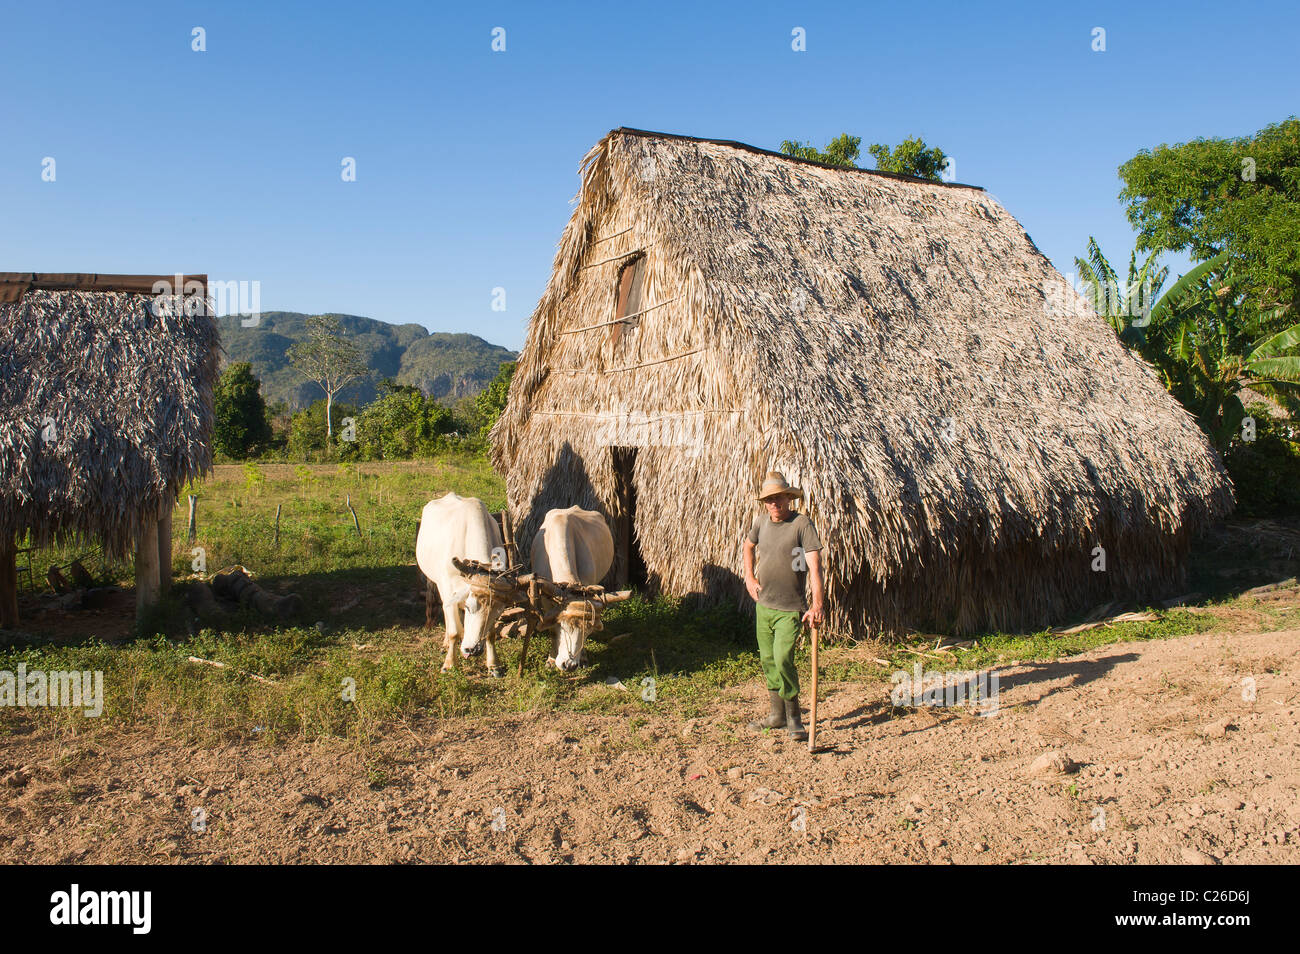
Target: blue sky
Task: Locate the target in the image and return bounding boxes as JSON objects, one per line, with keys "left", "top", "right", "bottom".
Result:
{"left": 1, "top": 0, "right": 1296, "bottom": 351}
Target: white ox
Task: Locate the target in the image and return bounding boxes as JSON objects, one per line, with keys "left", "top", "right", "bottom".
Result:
{"left": 415, "top": 492, "right": 508, "bottom": 675}
{"left": 530, "top": 506, "right": 626, "bottom": 671}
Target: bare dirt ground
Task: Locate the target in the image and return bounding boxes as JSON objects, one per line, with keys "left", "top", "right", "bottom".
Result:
{"left": 2, "top": 620, "right": 1296, "bottom": 865}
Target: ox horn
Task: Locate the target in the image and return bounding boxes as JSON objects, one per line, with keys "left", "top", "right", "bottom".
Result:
{"left": 451, "top": 557, "right": 489, "bottom": 576}
{"left": 600, "top": 589, "right": 633, "bottom": 605}
{"left": 452, "top": 557, "right": 519, "bottom": 587}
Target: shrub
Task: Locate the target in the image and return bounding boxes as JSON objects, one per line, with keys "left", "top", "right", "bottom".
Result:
{"left": 1223, "top": 405, "right": 1300, "bottom": 516}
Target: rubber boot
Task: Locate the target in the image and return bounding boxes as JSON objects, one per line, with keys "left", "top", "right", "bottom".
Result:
{"left": 748, "top": 690, "right": 787, "bottom": 731}
{"left": 785, "top": 696, "right": 808, "bottom": 742}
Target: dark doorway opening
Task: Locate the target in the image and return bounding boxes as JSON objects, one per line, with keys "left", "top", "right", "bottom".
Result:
{"left": 611, "top": 446, "right": 648, "bottom": 590}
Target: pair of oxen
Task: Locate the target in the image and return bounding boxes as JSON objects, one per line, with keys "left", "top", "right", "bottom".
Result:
{"left": 415, "top": 492, "right": 631, "bottom": 676}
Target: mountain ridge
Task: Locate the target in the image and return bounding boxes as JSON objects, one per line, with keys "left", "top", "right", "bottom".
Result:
{"left": 217, "top": 311, "right": 516, "bottom": 410}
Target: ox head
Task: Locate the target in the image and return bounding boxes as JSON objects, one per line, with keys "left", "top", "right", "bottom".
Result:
{"left": 454, "top": 584, "right": 506, "bottom": 657}
{"left": 543, "top": 589, "right": 633, "bottom": 671}
{"left": 450, "top": 559, "right": 523, "bottom": 658}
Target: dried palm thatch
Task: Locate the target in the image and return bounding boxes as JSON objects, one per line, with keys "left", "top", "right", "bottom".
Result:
{"left": 0, "top": 280, "right": 219, "bottom": 561}
{"left": 491, "top": 129, "right": 1235, "bottom": 637}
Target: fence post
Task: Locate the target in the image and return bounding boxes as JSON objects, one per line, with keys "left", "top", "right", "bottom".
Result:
{"left": 187, "top": 495, "right": 198, "bottom": 544}
{"left": 346, "top": 494, "right": 362, "bottom": 538}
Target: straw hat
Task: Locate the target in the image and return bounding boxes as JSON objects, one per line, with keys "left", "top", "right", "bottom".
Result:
{"left": 756, "top": 471, "right": 803, "bottom": 502}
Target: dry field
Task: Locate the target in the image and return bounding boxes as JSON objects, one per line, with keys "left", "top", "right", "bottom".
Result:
{"left": 2, "top": 610, "right": 1295, "bottom": 865}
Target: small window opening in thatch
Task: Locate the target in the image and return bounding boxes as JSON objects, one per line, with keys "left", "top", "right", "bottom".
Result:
{"left": 610, "top": 254, "right": 645, "bottom": 347}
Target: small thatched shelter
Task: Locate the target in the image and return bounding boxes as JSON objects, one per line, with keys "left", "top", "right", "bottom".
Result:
{"left": 0, "top": 274, "right": 219, "bottom": 628}
{"left": 491, "top": 129, "right": 1235, "bottom": 637}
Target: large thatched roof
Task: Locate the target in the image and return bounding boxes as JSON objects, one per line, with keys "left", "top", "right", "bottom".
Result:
{"left": 0, "top": 277, "right": 219, "bottom": 558}
{"left": 492, "top": 129, "right": 1234, "bottom": 635}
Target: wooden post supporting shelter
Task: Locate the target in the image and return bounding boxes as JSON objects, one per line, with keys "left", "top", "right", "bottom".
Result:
{"left": 0, "top": 536, "right": 19, "bottom": 630}
{"left": 500, "top": 509, "right": 516, "bottom": 567}
{"left": 135, "top": 511, "right": 160, "bottom": 624}
{"left": 157, "top": 498, "right": 173, "bottom": 594}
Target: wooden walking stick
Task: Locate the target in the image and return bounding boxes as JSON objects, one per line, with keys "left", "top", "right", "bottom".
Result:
{"left": 808, "top": 621, "right": 819, "bottom": 753}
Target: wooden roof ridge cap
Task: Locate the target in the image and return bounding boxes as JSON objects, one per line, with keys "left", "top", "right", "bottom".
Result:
{"left": 0, "top": 272, "right": 210, "bottom": 294}
{"left": 605, "top": 127, "right": 986, "bottom": 192}
{"left": 0, "top": 272, "right": 212, "bottom": 307}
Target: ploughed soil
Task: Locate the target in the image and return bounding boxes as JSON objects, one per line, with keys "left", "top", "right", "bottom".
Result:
{"left": 1, "top": 621, "right": 1296, "bottom": 865}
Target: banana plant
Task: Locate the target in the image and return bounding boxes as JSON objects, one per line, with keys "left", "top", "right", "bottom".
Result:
{"left": 1134, "top": 250, "right": 1300, "bottom": 450}
{"left": 1073, "top": 237, "right": 1169, "bottom": 341}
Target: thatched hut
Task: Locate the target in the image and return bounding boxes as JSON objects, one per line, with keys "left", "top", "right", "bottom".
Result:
{"left": 490, "top": 129, "right": 1235, "bottom": 637}
{"left": 0, "top": 274, "right": 218, "bottom": 629}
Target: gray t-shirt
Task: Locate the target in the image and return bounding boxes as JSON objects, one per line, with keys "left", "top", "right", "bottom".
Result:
{"left": 747, "top": 512, "right": 823, "bottom": 613}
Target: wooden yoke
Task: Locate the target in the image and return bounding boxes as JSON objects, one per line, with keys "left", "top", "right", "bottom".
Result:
{"left": 451, "top": 556, "right": 634, "bottom": 676}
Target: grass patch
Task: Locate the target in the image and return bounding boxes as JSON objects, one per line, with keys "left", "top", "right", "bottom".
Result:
{"left": 0, "top": 589, "right": 761, "bottom": 744}
{"left": 0, "top": 592, "right": 1255, "bottom": 746}
{"left": 5, "top": 456, "right": 1294, "bottom": 748}
{"left": 16, "top": 456, "right": 503, "bottom": 598}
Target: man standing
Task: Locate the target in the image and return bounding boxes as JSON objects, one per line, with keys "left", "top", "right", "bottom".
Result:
{"left": 743, "top": 471, "right": 825, "bottom": 742}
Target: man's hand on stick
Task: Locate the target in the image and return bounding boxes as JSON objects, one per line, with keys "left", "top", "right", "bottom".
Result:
{"left": 801, "top": 600, "right": 824, "bottom": 627}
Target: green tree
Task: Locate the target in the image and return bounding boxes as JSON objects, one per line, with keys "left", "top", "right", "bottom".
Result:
{"left": 352, "top": 381, "right": 455, "bottom": 460}
{"left": 1118, "top": 118, "right": 1300, "bottom": 330}
{"left": 474, "top": 361, "right": 516, "bottom": 439}
{"left": 213, "top": 362, "right": 272, "bottom": 459}
{"left": 287, "top": 315, "right": 369, "bottom": 441}
{"left": 779, "top": 134, "right": 862, "bottom": 168}
{"left": 450, "top": 392, "right": 484, "bottom": 436}
{"left": 263, "top": 399, "right": 291, "bottom": 454}
{"left": 867, "top": 137, "right": 949, "bottom": 181}
{"left": 288, "top": 399, "right": 358, "bottom": 459}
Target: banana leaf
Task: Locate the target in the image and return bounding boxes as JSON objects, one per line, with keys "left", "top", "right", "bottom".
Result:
{"left": 1249, "top": 321, "right": 1300, "bottom": 360}
{"left": 1246, "top": 355, "right": 1300, "bottom": 383}
{"left": 1147, "top": 251, "right": 1230, "bottom": 327}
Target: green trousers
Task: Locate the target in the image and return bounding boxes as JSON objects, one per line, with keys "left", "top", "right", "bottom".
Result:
{"left": 756, "top": 603, "right": 801, "bottom": 700}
